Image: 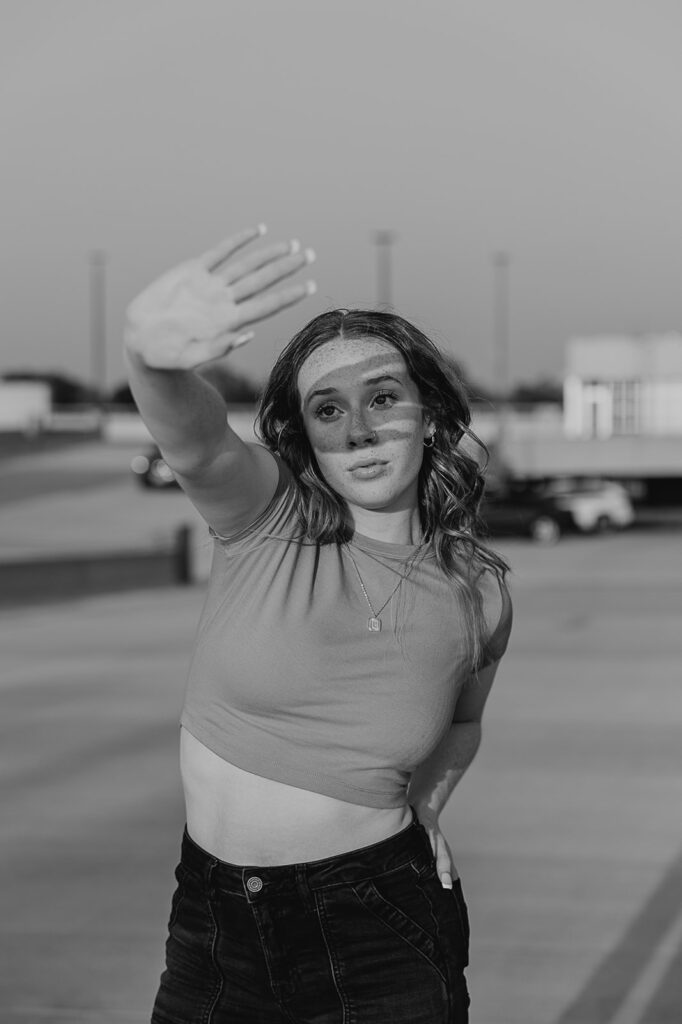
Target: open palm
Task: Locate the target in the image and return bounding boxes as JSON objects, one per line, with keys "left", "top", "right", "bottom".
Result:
{"left": 124, "top": 226, "right": 316, "bottom": 370}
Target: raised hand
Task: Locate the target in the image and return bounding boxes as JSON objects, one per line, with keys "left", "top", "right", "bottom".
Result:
{"left": 124, "top": 225, "right": 316, "bottom": 370}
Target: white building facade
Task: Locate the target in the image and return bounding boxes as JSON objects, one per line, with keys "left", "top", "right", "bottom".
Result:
{"left": 564, "top": 333, "right": 682, "bottom": 438}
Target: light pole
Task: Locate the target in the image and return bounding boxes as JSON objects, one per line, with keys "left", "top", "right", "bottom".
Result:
{"left": 89, "top": 248, "right": 108, "bottom": 410}
{"left": 372, "top": 230, "right": 396, "bottom": 308}
{"left": 492, "top": 250, "right": 511, "bottom": 450}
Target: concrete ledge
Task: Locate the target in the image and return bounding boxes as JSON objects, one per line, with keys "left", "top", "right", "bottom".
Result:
{"left": 0, "top": 526, "right": 192, "bottom": 608}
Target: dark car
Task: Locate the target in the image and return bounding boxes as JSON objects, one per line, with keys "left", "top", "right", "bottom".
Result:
{"left": 131, "top": 450, "right": 569, "bottom": 543}
{"left": 130, "top": 447, "right": 179, "bottom": 489}
{"left": 479, "top": 486, "right": 574, "bottom": 544}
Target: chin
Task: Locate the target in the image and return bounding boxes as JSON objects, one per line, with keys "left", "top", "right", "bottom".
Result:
{"left": 348, "top": 486, "right": 406, "bottom": 511}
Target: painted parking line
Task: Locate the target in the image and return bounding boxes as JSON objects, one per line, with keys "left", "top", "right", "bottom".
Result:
{"left": 633, "top": 910, "right": 682, "bottom": 1024}
{"left": 611, "top": 906, "right": 682, "bottom": 1024}
{"left": 556, "top": 847, "right": 682, "bottom": 1023}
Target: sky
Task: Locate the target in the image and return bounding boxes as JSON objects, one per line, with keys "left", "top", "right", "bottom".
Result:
{"left": 2, "top": 0, "right": 682, "bottom": 392}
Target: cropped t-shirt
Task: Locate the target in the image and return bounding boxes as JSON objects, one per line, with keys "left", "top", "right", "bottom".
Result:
{"left": 181, "top": 452, "right": 512, "bottom": 809}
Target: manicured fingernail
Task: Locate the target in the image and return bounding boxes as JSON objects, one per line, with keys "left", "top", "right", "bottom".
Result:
{"left": 304, "top": 247, "right": 316, "bottom": 264}
{"left": 257, "top": 223, "right": 267, "bottom": 235}
{"left": 290, "top": 239, "right": 301, "bottom": 254}
{"left": 441, "top": 874, "right": 453, "bottom": 889}
{"left": 305, "top": 280, "right": 317, "bottom": 295}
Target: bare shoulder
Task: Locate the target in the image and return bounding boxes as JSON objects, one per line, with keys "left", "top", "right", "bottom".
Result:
{"left": 174, "top": 441, "right": 280, "bottom": 538}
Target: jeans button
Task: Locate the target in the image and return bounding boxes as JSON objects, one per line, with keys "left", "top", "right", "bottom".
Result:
{"left": 246, "top": 876, "right": 263, "bottom": 893}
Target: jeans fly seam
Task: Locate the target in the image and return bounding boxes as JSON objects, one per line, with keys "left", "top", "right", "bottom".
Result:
{"left": 315, "top": 891, "right": 352, "bottom": 1024}
{"left": 250, "top": 900, "right": 291, "bottom": 1012}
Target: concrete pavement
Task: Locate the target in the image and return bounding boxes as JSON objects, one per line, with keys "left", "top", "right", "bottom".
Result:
{"left": 1, "top": 444, "right": 682, "bottom": 1022}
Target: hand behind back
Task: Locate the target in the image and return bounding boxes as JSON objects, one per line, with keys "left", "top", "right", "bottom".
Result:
{"left": 124, "top": 225, "right": 316, "bottom": 370}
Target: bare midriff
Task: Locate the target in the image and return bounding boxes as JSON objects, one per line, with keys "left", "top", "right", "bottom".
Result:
{"left": 180, "top": 727, "right": 413, "bottom": 866}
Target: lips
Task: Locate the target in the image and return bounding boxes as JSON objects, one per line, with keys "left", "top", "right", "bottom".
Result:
{"left": 349, "top": 459, "right": 387, "bottom": 471}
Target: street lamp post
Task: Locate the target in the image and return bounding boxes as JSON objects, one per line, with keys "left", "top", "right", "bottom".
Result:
{"left": 372, "top": 230, "right": 396, "bottom": 308}
{"left": 492, "top": 250, "right": 511, "bottom": 450}
{"left": 89, "top": 249, "right": 108, "bottom": 413}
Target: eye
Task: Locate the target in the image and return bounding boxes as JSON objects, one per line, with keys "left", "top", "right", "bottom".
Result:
{"left": 313, "top": 403, "right": 340, "bottom": 420}
{"left": 372, "top": 390, "right": 399, "bottom": 408}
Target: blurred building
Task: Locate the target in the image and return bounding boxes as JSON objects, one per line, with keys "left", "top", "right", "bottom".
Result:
{"left": 476, "top": 334, "right": 682, "bottom": 501}
{"left": 0, "top": 380, "right": 51, "bottom": 434}
{"left": 563, "top": 333, "right": 682, "bottom": 438}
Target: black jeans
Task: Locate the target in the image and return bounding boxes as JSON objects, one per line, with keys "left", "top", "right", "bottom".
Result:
{"left": 151, "top": 815, "right": 470, "bottom": 1023}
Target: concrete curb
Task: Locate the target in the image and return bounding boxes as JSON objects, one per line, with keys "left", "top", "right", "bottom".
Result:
{"left": 0, "top": 525, "right": 193, "bottom": 608}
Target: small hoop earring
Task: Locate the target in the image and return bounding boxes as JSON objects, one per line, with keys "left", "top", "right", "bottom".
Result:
{"left": 423, "top": 432, "right": 436, "bottom": 448}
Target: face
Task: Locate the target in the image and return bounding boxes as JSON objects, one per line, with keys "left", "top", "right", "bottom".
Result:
{"left": 297, "top": 336, "right": 432, "bottom": 516}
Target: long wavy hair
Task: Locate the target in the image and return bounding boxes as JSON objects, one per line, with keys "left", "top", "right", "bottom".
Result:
{"left": 256, "top": 309, "right": 509, "bottom": 670}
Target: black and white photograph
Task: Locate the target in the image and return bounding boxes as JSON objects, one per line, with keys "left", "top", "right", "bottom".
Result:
{"left": 1, "top": 2, "right": 681, "bottom": 1022}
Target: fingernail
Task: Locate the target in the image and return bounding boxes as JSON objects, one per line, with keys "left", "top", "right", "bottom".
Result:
{"left": 290, "top": 239, "right": 301, "bottom": 254}
{"left": 441, "top": 874, "right": 453, "bottom": 889}
{"left": 257, "top": 223, "right": 267, "bottom": 235}
{"left": 304, "top": 247, "right": 316, "bottom": 264}
{"left": 305, "top": 280, "right": 317, "bottom": 295}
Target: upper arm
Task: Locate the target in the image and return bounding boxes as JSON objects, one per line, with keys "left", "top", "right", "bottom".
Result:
{"left": 172, "top": 439, "right": 280, "bottom": 538}
{"left": 451, "top": 573, "right": 512, "bottom": 724}
{"left": 480, "top": 571, "right": 513, "bottom": 668}
{"left": 452, "top": 659, "right": 501, "bottom": 723}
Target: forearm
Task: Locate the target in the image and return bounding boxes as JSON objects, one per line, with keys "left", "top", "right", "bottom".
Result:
{"left": 407, "top": 721, "right": 482, "bottom": 822}
{"left": 124, "top": 346, "right": 230, "bottom": 473}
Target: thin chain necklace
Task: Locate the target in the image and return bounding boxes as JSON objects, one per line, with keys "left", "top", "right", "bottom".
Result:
{"left": 343, "top": 543, "right": 424, "bottom": 633}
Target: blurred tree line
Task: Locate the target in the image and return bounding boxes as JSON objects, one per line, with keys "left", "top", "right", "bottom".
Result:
{"left": 2, "top": 367, "right": 563, "bottom": 408}
{"left": 2, "top": 365, "right": 262, "bottom": 407}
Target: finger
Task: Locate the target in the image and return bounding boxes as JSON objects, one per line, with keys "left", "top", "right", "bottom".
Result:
{"left": 230, "top": 250, "right": 315, "bottom": 303}
{"left": 219, "top": 241, "right": 299, "bottom": 286}
{"left": 200, "top": 224, "right": 267, "bottom": 272}
{"left": 176, "top": 330, "right": 256, "bottom": 369}
{"left": 435, "top": 845, "right": 453, "bottom": 888}
{"left": 233, "top": 280, "right": 317, "bottom": 328}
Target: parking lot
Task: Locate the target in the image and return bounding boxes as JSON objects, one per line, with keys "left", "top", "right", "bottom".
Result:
{"left": 1, "top": 441, "right": 681, "bottom": 1023}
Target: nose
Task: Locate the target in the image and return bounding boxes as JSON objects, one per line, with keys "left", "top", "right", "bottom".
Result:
{"left": 346, "top": 408, "right": 376, "bottom": 448}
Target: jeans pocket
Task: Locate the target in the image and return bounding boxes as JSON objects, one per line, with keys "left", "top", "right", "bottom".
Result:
{"left": 451, "top": 879, "right": 471, "bottom": 953}
{"left": 418, "top": 868, "right": 471, "bottom": 970}
{"left": 351, "top": 863, "right": 447, "bottom": 984}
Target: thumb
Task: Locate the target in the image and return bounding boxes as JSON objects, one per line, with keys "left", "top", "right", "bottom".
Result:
{"left": 229, "top": 330, "right": 256, "bottom": 350}
{"left": 188, "top": 330, "right": 255, "bottom": 367}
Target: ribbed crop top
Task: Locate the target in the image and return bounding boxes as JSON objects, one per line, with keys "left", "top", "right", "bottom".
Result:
{"left": 180, "top": 452, "right": 512, "bottom": 809}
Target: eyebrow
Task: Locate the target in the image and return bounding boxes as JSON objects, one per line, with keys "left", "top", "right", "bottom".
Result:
{"left": 304, "top": 373, "right": 405, "bottom": 407}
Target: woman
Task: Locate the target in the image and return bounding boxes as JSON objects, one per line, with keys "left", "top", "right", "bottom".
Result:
{"left": 124, "top": 225, "right": 512, "bottom": 1023}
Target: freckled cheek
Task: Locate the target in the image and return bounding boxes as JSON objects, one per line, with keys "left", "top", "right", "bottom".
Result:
{"left": 375, "top": 409, "right": 422, "bottom": 441}
{"left": 304, "top": 411, "right": 423, "bottom": 457}
{"left": 305, "top": 423, "right": 344, "bottom": 455}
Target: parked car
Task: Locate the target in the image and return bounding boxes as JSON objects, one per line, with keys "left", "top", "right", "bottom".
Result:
{"left": 537, "top": 478, "right": 635, "bottom": 533}
{"left": 479, "top": 487, "right": 574, "bottom": 544}
{"left": 130, "top": 447, "right": 179, "bottom": 489}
